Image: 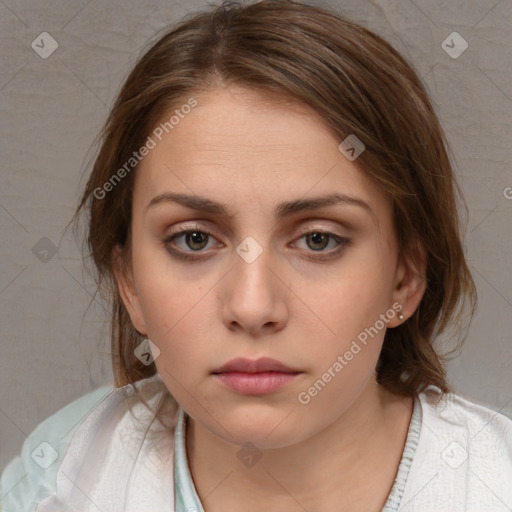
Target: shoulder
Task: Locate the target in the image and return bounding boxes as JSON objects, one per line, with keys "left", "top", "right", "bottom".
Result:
{"left": 1, "top": 382, "right": 114, "bottom": 511}
{"left": 0, "top": 373, "right": 178, "bottom": 512}
{"left": 420, "top": 389, "right": 512, "bottom": 439}
{"left": 401, "top": 389, "right": 512, "bottom": 511}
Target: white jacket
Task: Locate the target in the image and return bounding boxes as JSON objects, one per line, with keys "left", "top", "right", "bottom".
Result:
{"left": 1, "top": 372, "right": 512, "bottom": 511}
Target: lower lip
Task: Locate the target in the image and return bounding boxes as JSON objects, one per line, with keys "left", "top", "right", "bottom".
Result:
{"left": 214, "top": 371, "right": 300, "bottom": 395}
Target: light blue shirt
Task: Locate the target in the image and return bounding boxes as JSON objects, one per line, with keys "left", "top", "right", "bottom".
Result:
{"left": 174, "top": 407, "right": 205, "bottom": 512}
{"left": 0, "top": 384, "right": 113, "bottom": 511}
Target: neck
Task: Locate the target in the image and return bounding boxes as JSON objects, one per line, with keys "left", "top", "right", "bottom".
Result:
{"left": 186, "top": 379, "right": 414, "bottom": 512}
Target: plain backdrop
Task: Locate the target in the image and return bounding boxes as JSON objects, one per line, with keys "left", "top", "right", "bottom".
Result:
{"left": 1, "top": 0, "right": 511, "bottom": 471}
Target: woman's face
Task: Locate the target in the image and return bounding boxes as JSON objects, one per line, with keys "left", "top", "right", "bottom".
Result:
{"left": 116, "top": 86, "right": 423, "bottom": 449}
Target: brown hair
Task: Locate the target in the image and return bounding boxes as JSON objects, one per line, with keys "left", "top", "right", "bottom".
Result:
{"left": 75, "top": 0, "right": 476, "bottom": 412}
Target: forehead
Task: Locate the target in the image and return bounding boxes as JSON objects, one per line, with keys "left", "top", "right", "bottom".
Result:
{"left": 133, "top": 86, "right": 389, "bottom": 223}
{"left": 144, "top": 87, "right": 339, "bottom": 171}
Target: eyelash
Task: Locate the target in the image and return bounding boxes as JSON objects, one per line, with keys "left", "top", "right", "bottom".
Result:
{"left": 163, "top": 226, "right": 351, "bottom": 262}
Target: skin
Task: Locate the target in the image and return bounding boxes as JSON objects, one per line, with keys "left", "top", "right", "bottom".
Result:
{"left": 114, "top": 85, "right": 426, "bottom": 512}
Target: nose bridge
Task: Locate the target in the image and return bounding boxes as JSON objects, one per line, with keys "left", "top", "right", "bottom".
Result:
{"left": 221, "top": 234, "right": 287, "bottom": 334}
{"left": 232, "top": 235, "right": 276, "bottom": 302}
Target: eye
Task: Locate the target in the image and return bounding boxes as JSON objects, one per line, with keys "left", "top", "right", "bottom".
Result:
{"left": 164, "top": 228, "right": 221, "bottom": 261}
{"left": 163, "top": 227, "right": 351, "bottom": 262}
{"left": 293, "top": 230, "right": 351, "bottom": 258}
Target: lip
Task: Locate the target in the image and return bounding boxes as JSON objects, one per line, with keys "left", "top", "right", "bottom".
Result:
{"left": 212, "top": 357, "right": 300, "bottom": 374}
{"left": 212, "top": 358, "right": 302, "bottom": 395}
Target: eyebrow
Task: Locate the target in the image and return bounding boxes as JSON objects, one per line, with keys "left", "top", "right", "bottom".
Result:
{"left": 147, "top": 192, "right": 375, "bottom": 221}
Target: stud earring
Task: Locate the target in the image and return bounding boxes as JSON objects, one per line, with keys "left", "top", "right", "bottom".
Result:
{"left": 397, "top": 305, "right": 405, "bottom": 321}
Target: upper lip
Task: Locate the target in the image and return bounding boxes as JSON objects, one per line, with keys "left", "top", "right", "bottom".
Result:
{"left": 212, "top": 357, "right": 301, "bottom": 374}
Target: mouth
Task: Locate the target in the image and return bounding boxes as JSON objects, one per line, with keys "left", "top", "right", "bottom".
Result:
{"left": 212, "top": 357, "right": 302, "bottom": 395}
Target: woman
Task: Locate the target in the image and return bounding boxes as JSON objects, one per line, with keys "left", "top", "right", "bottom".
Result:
{"left": 2, "top": 1, "right": 511, "bottom": 511}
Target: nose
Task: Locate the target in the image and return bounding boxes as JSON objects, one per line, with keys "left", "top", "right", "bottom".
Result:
{"left": 220, "top": 242, "right": 288, "bottom": 337}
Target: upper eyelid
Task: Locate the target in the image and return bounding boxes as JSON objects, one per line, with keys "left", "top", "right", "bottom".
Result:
{"left": 166, "top": 218, "right": 353, "bottom": 235}
{"left": 166, "top": 225, "right": 345, "bottom": 239}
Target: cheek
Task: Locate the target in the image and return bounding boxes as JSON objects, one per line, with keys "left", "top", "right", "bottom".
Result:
{"left": 137, "top": 281, "right": 209, "bottom": 362}
{"left": 290, "top": 247, "right": 395, "bottom": 385}
{"left": 299, "top": 252, "right": 394, "bottom": 340}
{"left": 131, "top": 246, "right": 218, "bottom": 383}
{"left": 132, "top": 238, "right": 193, "bottom": 327}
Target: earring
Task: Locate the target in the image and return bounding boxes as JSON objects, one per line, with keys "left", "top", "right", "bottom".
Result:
{"left": 398, "top": 305, "right": 404, "bottom": 321}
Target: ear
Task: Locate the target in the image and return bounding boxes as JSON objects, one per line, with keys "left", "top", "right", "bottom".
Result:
{"left": 388, "top": 240, "right": 427, "bottom": 328}
{"left": 111, "top": 245, "right": 148, "bottom": 335}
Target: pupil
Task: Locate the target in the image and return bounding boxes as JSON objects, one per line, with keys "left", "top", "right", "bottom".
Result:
{"left": 187, "top": 231, "right": 207, "bottom": 250}
{"left": 308, "top": 232, "right": 328, "bottom": 250}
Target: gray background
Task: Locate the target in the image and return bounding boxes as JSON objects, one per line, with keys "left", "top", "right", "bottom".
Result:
{"left": 1, "top": 0, "right": 511, "bottom": 471}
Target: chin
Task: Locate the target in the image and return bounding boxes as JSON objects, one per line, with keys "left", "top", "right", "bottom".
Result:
{"left": 201, "top": 403, "right": 312, "bottom": 450}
